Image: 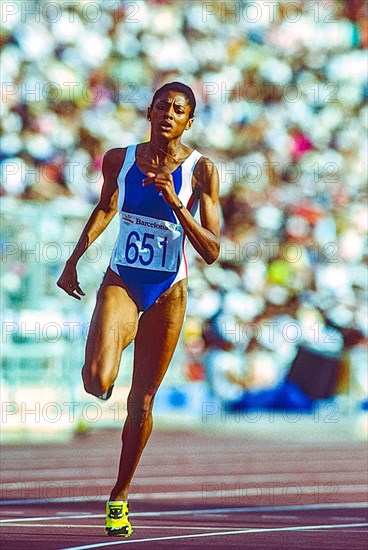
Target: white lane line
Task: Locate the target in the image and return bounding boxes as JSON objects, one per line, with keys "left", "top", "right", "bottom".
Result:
{"left": 60, "top": 523, "right": 368, "bottom": 549}
{"left": 1, "top": 484, "right": 366, "bottom": 505}
{"left": 2, "top": 453, "right": 367, "bottom": 466}
{"left": 0, "top": 514, "right": 101, "bottom": 523}
{"left": 136, "top": 501, "right": 368, "bottom": 515}
{"left": 2, "top": 464, "right": 366, "bottom": 483}
{"left": 1, "top": 471, "right": 364, "bottom": 487}
{"left": 0, "top": 501, "right": 366, "bottom": 523}
{"left": 0, "top": 524, "right": 98, "bottom": 529}
{"left": 141, "top": 485, "right": 367, "bottom": 500}
{"left": 2, "top": 458, "right": 366, "bottom": 478}
{"left": 0, "top": 524, "right": 229, "bottom": 530}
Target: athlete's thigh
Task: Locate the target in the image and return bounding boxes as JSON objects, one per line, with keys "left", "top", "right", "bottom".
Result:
{"left": 84, "top": 268, "right": 139, "bottom": 382}
{"left": 131, "top": 279, "right": 188, "bottom": 393}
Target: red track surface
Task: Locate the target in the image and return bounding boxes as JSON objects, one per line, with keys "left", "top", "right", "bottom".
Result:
{"left": 1, "top": 428, "right": 367, "bottom": 549}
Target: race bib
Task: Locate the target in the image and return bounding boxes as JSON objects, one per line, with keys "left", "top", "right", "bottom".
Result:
{"left": 114, "top": 211, "right": 183, "bottom": 273}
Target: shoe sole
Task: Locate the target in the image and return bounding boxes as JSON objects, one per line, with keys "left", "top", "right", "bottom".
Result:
{"left": 106, "top": 527, "right": 133, "bottom": 537}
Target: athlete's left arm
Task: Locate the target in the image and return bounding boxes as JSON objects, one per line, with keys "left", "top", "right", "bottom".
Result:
{"left": 175, "top": 156, "right": 220, "bottom": 264}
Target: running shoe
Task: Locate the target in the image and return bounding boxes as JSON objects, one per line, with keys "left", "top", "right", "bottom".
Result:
{"left": 105, "top": 500, "right": 133, "bottom": 537}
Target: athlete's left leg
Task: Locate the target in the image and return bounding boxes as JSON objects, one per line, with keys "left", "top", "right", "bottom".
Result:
{"left": 109, "top": 278, "right": 188, "bottom": 501}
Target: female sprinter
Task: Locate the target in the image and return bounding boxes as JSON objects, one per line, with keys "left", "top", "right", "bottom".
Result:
{"left": 57, "top": 82, "right": 220, "bottom": 536}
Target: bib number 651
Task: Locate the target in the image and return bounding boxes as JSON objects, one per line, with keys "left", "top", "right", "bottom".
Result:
{"left": 125, "top": 231, "right": 168, "bottom": 267}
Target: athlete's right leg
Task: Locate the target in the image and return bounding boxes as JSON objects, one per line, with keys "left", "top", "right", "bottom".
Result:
{"left": 82, "top": 268, "right": 139, "bottom": 398}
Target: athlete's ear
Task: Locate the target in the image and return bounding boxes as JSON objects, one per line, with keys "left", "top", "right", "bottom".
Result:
{"left": 147, "top": 107, "right": 152, "bottom": 121}
{"left": 185, "top": 118, "right": 194, "bottom": 130}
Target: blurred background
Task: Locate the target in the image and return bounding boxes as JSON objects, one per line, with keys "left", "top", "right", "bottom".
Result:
{"left": 1, "top": 0, "right": 367, "bottom": 441}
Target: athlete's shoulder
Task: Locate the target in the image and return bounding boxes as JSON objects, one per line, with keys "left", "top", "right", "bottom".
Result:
{"left": 103, "top": 147, "right": 126, "bottom": 166}
{"left": 193, "top": 155, "right": 218, "bottom": 179}
{"left": 102, "top": 147, "right": 128, "bottom": 177}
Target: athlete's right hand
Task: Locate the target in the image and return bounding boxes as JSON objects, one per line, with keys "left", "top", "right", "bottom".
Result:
{"left": 57, "top": 261, "right": 85, "bottom": 300}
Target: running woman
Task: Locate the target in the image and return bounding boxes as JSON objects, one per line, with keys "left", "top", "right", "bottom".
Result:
{"left": 57, "top": 82, "right": 220, "bottom": 536}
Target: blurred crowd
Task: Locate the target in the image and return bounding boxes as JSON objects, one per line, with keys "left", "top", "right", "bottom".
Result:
{"left": 1, "top": 0, "right": 367, "bottom": 397}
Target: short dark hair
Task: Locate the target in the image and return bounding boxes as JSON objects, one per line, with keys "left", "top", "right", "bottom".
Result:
{"left": 150, "top": 82, "right": 196, "bottom": 118}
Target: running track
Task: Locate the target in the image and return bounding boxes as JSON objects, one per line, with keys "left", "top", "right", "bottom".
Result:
{"left": 1, "top": 426, "right": 367, "bottom": 549}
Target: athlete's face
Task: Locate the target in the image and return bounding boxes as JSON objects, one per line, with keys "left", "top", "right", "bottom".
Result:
{"left": 148, "top": 91, "right": 193, "bottom": 139}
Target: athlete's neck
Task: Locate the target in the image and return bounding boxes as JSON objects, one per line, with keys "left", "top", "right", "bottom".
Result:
{"left": 147, "top": 138, "right": 185, "bottom": 164}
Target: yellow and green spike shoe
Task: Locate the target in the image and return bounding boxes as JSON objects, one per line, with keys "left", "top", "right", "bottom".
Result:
{"left": 105, "top": 500, "right": 133, "bottom": 537}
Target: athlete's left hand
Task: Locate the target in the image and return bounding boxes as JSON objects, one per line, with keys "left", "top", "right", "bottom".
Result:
{"left": 142, "top": 172, "right": 179, "bottom": 208}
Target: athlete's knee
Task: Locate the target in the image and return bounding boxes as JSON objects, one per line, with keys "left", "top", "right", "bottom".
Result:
{"left": 82, "top": 364, "right": 115, "bottom": 397}
{"left": 127, "top": 392, "right": 155, "bottom": 423}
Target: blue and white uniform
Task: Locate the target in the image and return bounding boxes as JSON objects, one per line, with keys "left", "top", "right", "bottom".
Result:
{"left": 110, "top": 144, "right": 202, "bottom": 311}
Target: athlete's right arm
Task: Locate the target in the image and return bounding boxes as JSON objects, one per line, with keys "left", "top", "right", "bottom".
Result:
{"left": 57, "top": 148, "right": 125, "bottom": 299}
